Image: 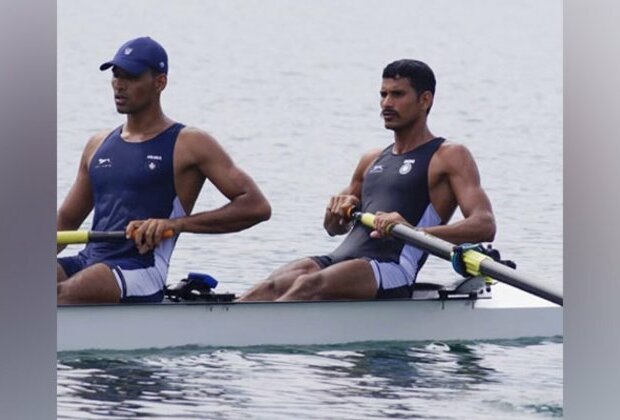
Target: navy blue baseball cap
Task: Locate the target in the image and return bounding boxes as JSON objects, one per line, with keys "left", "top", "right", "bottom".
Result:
{"left": 100, "top": 37, "right": 168, "bottom": 76}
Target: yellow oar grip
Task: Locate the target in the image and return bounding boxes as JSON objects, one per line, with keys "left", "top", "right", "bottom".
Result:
{"left": 460, "top": 249, "right": 490, "bottom": 277}
{"left": 358, "top": 212, "right": 376, "bottom": 228}
{"left": 57, "top": 231, "right": 90, "bottom": 245}
{"left": 353, "top": 212, "right": 398, "bottom": 234}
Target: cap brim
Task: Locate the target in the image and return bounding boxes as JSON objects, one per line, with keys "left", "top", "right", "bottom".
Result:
{"left": 99, "top": 58, "right": 149, "bottom": 76}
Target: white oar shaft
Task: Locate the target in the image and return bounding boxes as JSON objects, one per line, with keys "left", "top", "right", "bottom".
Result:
{"left": 478, "top": 258, "right": 563, "bottom": 306}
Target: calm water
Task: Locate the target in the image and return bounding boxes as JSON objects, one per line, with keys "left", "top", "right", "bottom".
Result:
{"left": 58, "top": 0, "right": 563, "bottom": 418}
{"left": 58, "top": 338, "right": 563, "bottom": 419}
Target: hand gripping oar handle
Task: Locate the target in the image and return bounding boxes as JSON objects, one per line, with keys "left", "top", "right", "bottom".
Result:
{"left": 57, "top": 229, "right": 175, "bottom": 245}
{"left": 349, "top": 210, "right": 563, "bottom": 306}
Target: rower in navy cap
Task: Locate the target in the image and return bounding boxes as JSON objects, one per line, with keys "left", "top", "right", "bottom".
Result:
{"left": 57, "top": 37, "right": 271, "bottom": 304}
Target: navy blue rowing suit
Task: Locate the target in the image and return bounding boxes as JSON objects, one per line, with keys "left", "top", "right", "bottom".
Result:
{"left": 312, "top": 137, "right": 446, "bottom": 298}
{"left": 58, "top": 123, "right": 186, "bottom": 302}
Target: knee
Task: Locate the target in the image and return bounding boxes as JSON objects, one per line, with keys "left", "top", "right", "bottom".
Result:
{"left": 262, "top": 278, "right": 279, "bottom": 295}
{"left": 239, "top": 278, "right": 281, "bottom": 302}
{"left": 289, "top": 273, "right": 325, "bottom": 300}
{"left": 57, "top": 278, "right": 79, "bottom": 304}
{"left": 265, "top": 276, "right": 301, "bottom": 298}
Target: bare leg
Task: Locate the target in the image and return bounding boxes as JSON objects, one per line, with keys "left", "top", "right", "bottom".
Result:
{"left": 277, "top": 258, "right": 376, "bottom": 301}
{"left": 57, "top": 263, "right": 122, "bottom": 304}
{"left": 237, "top": 258, "right": 321, "bottom": 301}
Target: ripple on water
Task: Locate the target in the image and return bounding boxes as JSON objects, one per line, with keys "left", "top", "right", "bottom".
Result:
{"left": 57, "top": 338, "right": 562, "bottom": 419}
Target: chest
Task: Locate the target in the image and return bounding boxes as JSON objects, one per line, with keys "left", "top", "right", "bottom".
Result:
{"left": 363, "top": 153, "right": 429, "bottom": 199}
{"left": 89, "top": 137, "right": 174, "bottom": 191}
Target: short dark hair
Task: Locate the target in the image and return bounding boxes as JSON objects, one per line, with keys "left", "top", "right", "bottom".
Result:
{"left": 382, "top": 59, "right": 436, "bottom": 96}
{"left": 149, "top": 68, "right": 167, "bottom": 77}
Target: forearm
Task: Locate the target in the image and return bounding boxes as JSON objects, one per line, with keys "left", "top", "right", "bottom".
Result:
{"left": 422, "top": 212, "right": 496, "bottom": 245}
{"left": 174, "top": 193, "right": 271, "bottom": 234}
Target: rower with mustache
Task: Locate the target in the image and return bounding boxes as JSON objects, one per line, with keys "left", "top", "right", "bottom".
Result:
{"left": 240, "top": 59, "right": 496, "bottom": 301}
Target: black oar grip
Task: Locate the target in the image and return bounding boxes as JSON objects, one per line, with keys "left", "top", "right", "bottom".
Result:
{"left": 89, "top": 231, "right": 128, "bottom": 242}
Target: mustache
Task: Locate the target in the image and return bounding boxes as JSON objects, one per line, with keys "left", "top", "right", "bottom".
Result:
{"left": 380, "top": 108, "right": 399, "bottom": 117}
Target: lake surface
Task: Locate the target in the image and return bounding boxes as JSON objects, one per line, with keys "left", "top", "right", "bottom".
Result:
{"left": 57, "top": 0, "right": 563, "bottom": 418}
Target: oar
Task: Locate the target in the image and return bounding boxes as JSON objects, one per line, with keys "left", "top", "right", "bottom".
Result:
{"left": 350, "top": 211, "right": 563, "bottom": 306}
{"left": 57, "top": 229, "right": 175, "bottom": 245}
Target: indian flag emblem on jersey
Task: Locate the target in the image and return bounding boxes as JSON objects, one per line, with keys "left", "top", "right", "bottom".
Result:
{"left": 399, "top": 159, "right": 415, "bottom": 175}
{"left": 146, "top": 154, "right": 163, "bottom": 171}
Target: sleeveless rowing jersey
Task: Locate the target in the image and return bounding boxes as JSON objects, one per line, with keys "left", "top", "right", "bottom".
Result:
{"left": 78, "top": 122, "right": 186, "bottom": 268}
{"left": 329, "top": 137, "right": 445, "bottom": 276}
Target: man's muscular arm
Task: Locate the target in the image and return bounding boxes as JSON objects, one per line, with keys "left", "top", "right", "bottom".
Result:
{"left": 423, "top": 143, "right": 496, "bottom": 244}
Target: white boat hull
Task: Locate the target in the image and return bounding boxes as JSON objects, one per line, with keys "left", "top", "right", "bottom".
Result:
{"left": 57, "top": 284, "right": 562, "bottom": 352}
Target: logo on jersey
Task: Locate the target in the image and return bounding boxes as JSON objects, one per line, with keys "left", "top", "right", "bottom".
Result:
{"left": 399, "top": 159, "right": 415, "bottom": 175}
{"left": 146, "top": 155, "right": 163, "bottom": 171}
{"left": 94, "top": 157, "right": 112, "bottom": 168}
{"left": 369, "top": 164, "right": 383, "bottom": 174}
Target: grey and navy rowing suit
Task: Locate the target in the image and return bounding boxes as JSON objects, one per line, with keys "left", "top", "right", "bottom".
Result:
{"left": 312, "top": 137, "right": 445, "bottom": 299}
{"left": 58, "top": 123, "right": 186, "bottom": 302}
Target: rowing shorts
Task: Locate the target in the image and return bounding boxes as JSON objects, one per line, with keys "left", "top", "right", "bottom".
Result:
{"left": 310, "top": 256, "right": 414, "bottom": 299}
{"left": 57, "top": 254, "right": 165, "bottom": 303}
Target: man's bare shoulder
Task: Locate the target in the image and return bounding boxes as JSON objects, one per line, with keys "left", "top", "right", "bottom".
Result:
{"left": 175, "top": 126, "right": 225, "bottom": 167}
{"left": 176, "top": 126, "right": 223, "bottom": 156}
{"left": 352, "top": 148, "right": 384, "bottom": 180}
{"left": 177, "top": 126, "right": 218, "bottom": 145}
{"left": 436, "top": 140, "right": 475, "bottom": 160}
{"left": 433, "top": 140, "right": 479, "bottom": 173}
{"left": 83, "top": 129, "right": 115, "bottom": 161}
{"left": 360, "top": 148, "right": 384, "bottom": 165}
{"left": 87, "top": 129, "right": 113, "bottom": 146}
{"left": 437, "top": 138, "right": 466, "bottom": 151}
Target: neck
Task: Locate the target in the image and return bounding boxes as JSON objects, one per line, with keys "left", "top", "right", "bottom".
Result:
{"left": 123, "top": 104, "right": 172, "bottom": 141}
{"left": 391, "top": 120, "right": 435, "bottom": 154}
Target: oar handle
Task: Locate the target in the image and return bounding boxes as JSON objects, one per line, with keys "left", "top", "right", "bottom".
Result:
{"left": 57, "top": 229, "right": 175, "bottom": 245}
{"left": 349, "top": 210, "right": 400, "bottom": 236}
{"left": 348, "top": 210, "right": 376, "bottom": 228}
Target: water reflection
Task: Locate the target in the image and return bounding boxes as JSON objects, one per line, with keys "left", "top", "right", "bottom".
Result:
{"left": 58, "top": 338, "right": 561, "bottom": 419}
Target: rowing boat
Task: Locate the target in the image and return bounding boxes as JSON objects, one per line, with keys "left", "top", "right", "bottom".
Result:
{"left": 57, "top": 212, "right": 563, "bottom": 352}
{"left": 57, "top": 278, "right": 562, "bottom": 352}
